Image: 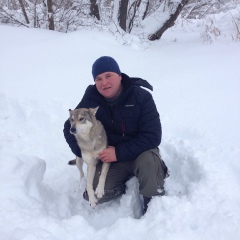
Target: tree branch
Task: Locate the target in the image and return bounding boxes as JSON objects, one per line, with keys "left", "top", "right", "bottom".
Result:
{"left": 148, "top": 0, "right": 189, "bottom": 41}
{"left": 0, "top": 6, "right": 29, "bottom": 27}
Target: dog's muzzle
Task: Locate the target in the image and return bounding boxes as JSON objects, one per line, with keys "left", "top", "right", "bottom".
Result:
{"left": 70, "top": 127, "right": 76, "bottom": 134}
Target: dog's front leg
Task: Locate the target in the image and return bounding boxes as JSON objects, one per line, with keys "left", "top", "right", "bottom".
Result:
{"left": 76, "top": 157, "right": 84, "bottom": 182}
{"left": 95, "top": 162, "right": 110, "bottom": 199}
{"left": 87, "top": 164, "right": 98, "bottom": 208}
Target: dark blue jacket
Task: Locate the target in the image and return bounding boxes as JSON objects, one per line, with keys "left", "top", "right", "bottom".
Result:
{"left": 63, "top": 73, "right": 162, "bottom": 162}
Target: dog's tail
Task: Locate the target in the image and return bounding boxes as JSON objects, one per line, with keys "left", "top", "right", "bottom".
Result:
{"left": 68, "top": 159, "right": 76, "bottom": 165}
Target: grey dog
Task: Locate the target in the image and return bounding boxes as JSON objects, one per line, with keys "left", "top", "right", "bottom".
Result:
{"left": 68, "top": 107, "right": 110, "bottom": 208}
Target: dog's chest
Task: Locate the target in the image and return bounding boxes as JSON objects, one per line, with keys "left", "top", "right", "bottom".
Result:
{"left": 82, "top": 150, "right": 100, "bottom": 164}
{"left": 78, "top": 135, "right": 105, "bottom": 160}
{"left": 78, "top": 135, "right": 99, "bottom": 150}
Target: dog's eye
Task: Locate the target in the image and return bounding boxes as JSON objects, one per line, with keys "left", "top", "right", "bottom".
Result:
{"left": 79, "top": 117, "right": 84, "bottom": 121}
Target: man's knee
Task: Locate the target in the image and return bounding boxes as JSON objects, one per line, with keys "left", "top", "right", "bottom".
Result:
{"left": 134, "top": 149, "right": 161, "bottom": 171}
{"left": 134, "top": 148, "right": 168, "bottom": 197}
{"left": 83, "top": 161, "right": 131, "bottom": 204}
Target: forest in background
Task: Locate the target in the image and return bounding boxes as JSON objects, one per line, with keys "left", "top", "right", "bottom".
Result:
{"left": 0, "top": 0, "right": 240, "bottom": 41}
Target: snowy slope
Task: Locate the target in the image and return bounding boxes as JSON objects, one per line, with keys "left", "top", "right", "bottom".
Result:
{"left": 0, "top": 24, "right": 240, "bottom": 240}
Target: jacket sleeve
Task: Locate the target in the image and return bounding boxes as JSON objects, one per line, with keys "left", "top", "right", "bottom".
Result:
{"left": 63, "top": 100, "right": 84, "bottom": 158}
{"left": 115, "top": 90, "right": 162, "bottom": 162}
{"left": 63, "top": 85, "right": 96, "bottom": 158}
{"left": 63, "top": 100, "right": 83, "bottom": 157}
{"left": 63, "top": 118, "right": 82, "bottom": 158}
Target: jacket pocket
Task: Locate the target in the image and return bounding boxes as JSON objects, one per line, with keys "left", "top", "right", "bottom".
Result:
{"left": 121, "top": 106, "right": 140, "bottom": 134}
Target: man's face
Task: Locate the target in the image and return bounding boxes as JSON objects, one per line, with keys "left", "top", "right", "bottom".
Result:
{"left": 95, "top": 72, "right": 122, "bottom": 98}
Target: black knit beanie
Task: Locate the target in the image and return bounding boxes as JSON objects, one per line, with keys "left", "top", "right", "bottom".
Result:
{"left": 92, "top": 56, "right": 121, "bottom": 80}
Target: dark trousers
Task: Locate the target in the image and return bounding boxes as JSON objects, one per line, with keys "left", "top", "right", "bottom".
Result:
{"left": 83, "top": 148, "right": 168, "bottom": 203}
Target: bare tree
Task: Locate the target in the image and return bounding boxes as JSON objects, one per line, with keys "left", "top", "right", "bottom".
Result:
{"left": 90, "top": 0, "right": 100, "bottom": 20}
{"left": 0, "top": 0, "right": 239, "bottom": 41}
{"left": 0, "top": 0, "right": 31, "bottom": 27}
{"left": 142, "top": 0, "right": 150, "bottom": 20}
{"left": 42, "top": 0, "right": 54, "bottom": 30}
{"left": 118, "top": 0, "right": 129, "bottom": 31}
{"left": 148, "top": 0, "right": 189, "bottom": 41}
{"left": 47, "top": 0, "right": 54, "bottom": 30}
{"left": 128, "top": 0, "right": 141, "bottom": 32}
{"left": 18, "top": 0, "right": 30, "bottom": 24}
{"left": 33, "top": 0, "right": 38, "bottom": 28}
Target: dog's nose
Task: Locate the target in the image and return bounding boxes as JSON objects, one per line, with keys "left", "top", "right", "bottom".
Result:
{"left": 70, "top": 127, "right": 76, "bottom": 134}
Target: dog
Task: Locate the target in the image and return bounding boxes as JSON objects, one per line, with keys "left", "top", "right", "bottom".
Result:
{"left": 68, "top": 107, "right": 110, "bottom": 208}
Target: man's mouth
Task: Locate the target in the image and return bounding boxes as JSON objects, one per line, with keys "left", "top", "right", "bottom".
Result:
{"left": 103, "top": 87, "right": 111, "bottom": 90}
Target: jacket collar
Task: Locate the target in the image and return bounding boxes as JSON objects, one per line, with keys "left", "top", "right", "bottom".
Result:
{"left": 121, "top": 73, "right": 153, "bottom": 91}
{"left": 85, "top": 73, "right": 153, "bottom": 103}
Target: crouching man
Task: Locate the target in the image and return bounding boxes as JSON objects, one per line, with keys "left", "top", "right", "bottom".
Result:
{"left": 63, "top": 56, "right": 169, "bottom": 214}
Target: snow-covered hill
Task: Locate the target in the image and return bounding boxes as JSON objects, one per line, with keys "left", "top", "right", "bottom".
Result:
{"left": 0, "top": 24, "right": 240, "bottom": 240}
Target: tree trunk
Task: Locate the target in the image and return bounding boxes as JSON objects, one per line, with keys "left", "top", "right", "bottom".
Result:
{"left": 18, "top": 0, "right": 29, "bottom": 24}
{"left": 148, "top": 0, "right": 189, "bottom": 41}
{"left": 142, "top": 0, "right": 150, "bottom": 20}
{"left": 33, "top": 0, "right": 38, "bottom": 28}
{"left": 47, "top": 0, "right": 54, "bottom": 30}
{"left": 90, "top": 0, "right": 100, "bottom": 20}
{"left": 128, "top": 0, "right": 141, "bottom": 32}
{"left": 118, "top": 0, "right": 129, "bottom": 32}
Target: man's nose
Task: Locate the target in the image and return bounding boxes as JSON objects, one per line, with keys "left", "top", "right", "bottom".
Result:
{"left": 101, "top": 77, "right": 108, "bottom": 85}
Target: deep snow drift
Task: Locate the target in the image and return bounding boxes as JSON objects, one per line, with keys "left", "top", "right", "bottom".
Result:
{"left": 0, "top": 21, "right": 240, "bottom": 240}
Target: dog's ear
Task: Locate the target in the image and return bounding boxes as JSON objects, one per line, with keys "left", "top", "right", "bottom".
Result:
{"left": 89, "top": 106, "right": 99, "bottom": 116}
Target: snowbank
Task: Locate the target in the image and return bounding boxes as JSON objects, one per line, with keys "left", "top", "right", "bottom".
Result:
{"left": 0, "top": 23, "right": 240, "bottom": 240}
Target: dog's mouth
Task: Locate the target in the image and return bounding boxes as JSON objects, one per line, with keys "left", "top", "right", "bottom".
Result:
{"left": 70, "top": 127, "right": 76, "bottom": 134}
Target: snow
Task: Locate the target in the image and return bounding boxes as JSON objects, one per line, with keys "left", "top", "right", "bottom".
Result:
{"left": 0, "top": 19, "right": 240, "bottom": 240}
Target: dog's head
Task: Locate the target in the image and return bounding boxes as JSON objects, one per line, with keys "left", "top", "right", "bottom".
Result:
{"left": 68, "top": 107, "right": 99, "bottom": 135}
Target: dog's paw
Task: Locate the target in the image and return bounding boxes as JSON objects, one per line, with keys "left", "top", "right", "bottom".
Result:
{"left": 89, "top": 195, "right": 98, "bottom": 208}
{"left": 95, "top": 185, "right": 105, "bottom": 199}
{"left": 89, "top": 199, "right": 98, "bottom": 208}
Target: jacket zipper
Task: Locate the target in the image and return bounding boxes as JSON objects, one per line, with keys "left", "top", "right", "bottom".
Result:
{"left": 122, "top": 120, "right": 125, "bottom": 137}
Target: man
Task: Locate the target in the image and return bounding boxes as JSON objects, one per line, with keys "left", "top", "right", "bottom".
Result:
{"left": 63, "top": 56, "right": 168, "bottom": 214}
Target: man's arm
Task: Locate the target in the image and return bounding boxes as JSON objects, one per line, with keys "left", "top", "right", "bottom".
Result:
{"left": 63, "top": 86, "right": 95, "bottom": 157}
{"left": 63, "top": 118, "right": 82, "bottom": 157}
{"left": 115, "top": 91, "right": 161, "bottom": 161}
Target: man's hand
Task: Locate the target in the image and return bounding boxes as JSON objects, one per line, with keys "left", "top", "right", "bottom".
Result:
{"left": 98, "top": 146, "right": 117, "bottom": 163}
